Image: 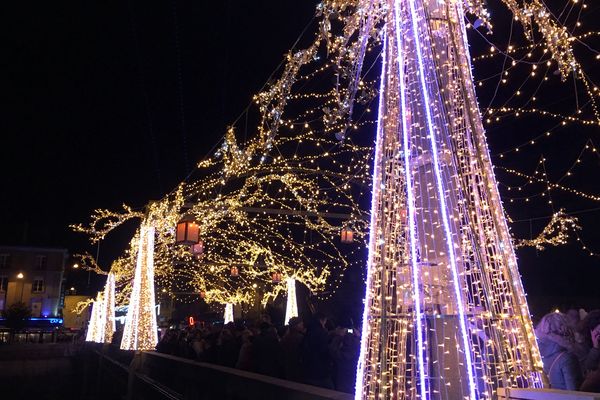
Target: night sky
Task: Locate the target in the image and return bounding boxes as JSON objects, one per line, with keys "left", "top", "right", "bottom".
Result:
{"left": 3, "top": 1, "right": 599, "bottom": 317}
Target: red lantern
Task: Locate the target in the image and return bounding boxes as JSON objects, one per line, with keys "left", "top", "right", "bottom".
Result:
{"left": 230, "top": 266, "right": 239, "bottom": 277}
{"left": 188, "top": 316, "right": 195, "bottom": 326}
{"left": 340, "top": 227, "right": 354, "bottom": 243}
{"left": 176, "top": 216, "right": 200, "bottom": 245}
{"left": 272, "top": 272, "right": 282, "bottom": 283}
{"left": 191, "top": 241, "right": 204, "bottom": 256}
{"left": 199, "top": 291, "right": 206, "bottom": 299}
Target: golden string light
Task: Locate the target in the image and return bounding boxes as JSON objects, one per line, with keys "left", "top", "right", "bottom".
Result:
{"left": 471, "top": 31, "right": 600, "bottom": 62}
{"left": 70, "top": 204, "right": 144, "bottom": 242}
{"left": 514, "top": 210, "right": 581, "bottom": 250}
{"left": 574, "top": 231, "right": 600, "bottom": 258}
{"left": 488, "top": 106, "right": 600, "bottom": 126}
{"left": 467, "top": 0, "right": 580, "bottom": 79}
{"left": 498, "top": 166, "right": 600, "bottom": 202}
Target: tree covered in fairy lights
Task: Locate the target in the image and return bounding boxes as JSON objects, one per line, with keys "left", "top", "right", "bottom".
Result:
{"left": 75, "top": 2, "right": 600, "bottom": 382}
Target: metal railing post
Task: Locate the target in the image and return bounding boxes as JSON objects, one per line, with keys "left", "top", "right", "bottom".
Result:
{"left": 126, "top": 350, "right": 144, "bottom": 400}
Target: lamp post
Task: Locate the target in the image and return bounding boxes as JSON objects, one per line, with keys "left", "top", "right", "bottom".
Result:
{"left": 91, "top": 242, "right": 100, "bottom": 286}
{"left": 16, "top": 272, "right": 24, "bottom": 303}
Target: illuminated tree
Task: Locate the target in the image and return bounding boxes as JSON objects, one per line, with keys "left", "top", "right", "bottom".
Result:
{"left": 121, "top": 225, "right": 158, "bottom": 351}
{"left": 85, "top": 292, "right": 104, "bottom": 343}
{"left": 101, "top": 272, "right": 116, "bottom": 343}
{"left": 70, "top": 1, "right": 599, "bottom": 386}
{"left": 73, "top": 124, "right": 371, "bottom": 313}
{"left": 2, "top": 302, "right": 31, "bottom": 343}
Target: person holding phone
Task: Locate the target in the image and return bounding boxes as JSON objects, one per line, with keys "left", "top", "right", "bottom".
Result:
{"left": 329, "top": 321, "right": 360, "bottom": 393}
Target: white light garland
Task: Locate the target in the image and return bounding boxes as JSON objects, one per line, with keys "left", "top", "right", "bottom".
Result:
{"left": 284, "top": 278, "right": 298, "bottom": 325}
{"left": 120, "top": 226, "right": 158, "bottom": 351}
{"left": 102, "top": 272, "right": 116, "bottom": 343}
{"left": 224, "top": 303, "right": 234, "bottom": 324}
{"left": 85, "top": 291, "right": 104, "bottom": 343}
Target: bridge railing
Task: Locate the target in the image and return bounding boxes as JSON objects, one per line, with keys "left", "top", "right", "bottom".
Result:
{"left": 498, "top": 387, "right": 600, "bottom": 400}
{"left": 83, "top": 344, "right": 600, "bottom": 400}
{"left": 82, "top": 344, "right": 352, "bottom": 400}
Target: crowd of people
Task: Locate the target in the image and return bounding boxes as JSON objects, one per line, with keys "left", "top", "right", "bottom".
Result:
{"left": 156, "top": 312, "right": 360, "bottom": 393}
{"left": 155, "top": 308, "right": 600, "bottom": 394}
{"left": 536, "top": 309, "right": 600, "bottom": 392}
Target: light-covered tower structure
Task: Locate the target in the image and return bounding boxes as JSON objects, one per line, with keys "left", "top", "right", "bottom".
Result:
{"left": 121, "top": 225, "right": 158, "bottom": 351}
{"left": 102, "top": 272, "right": 116, "bottom": 343}
{"left": 223, "top": 302, "right": 234, "bottom": 324}
{"left": 85, "top": 292, "right": 104, "bottom": 343}
{"left": 356, "top": 0, "right": 547, "bottom": 398}
{"left": 285, "top": 278, "right": 298, "bottom": 325}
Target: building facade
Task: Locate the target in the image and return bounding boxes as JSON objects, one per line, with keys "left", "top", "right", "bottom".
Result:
{"left": 0, "top": 246, "right": 67, "bottom": 317}
{"left": 63, "top": 295, "right": 91, "bottom": 330}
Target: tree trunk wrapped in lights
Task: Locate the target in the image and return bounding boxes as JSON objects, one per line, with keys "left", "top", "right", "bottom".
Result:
{"left": 121, "top": 226, "right": 158, "bottom": 351}
{"left": 85, "top": 292, "right": 104, "bottom": 343}
{"left": 102, "top": 272, "right": 116, "bottom": 343}
{"left": 355, "top": 1, "right": 544, "bottom": 399}
{"left": 84, "top": 296, "right": 97, "bottom": 342}
{"left": 85, "top": 296, "right": 100, "bottom": 342}
{"left": 224, "top": 302, "right": 234, "bottom": 324}
{"left": 284, "top": 277, "right": 298, "bottom": 325}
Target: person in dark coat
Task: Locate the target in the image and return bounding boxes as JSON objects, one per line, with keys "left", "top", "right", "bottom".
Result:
{"left": 579, "top": 310, "right": 600, "bottom": 392}
{"left": 203, "top": 326, "right": 221, "bottom": 364}
{"left": 302, "top": 312, "right": 334, "bottom": 389}
{"left": 156, "top": 328, "right": 178, "bottom": 355}
{"left": 536, "top": 312, "right": 583, "bottom": 390}
{"left": 252, "top": 322, "right": 283, "bottom": 377}
{"left": 217, "top": 324, "right": 240, "bottom": 367}
{"left": 329, "top": 326, "right": 360, "bottom": 393}
{"left": 281, "top": 317, "right": 305, "bottom": 382}
{"left": 235, "top": 329, "right": 254, "bottom": 371}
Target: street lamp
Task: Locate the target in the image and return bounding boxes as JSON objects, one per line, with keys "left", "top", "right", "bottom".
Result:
{"left": 73, "top": 263, "right": 79, "bottom": 269}
{"left": 16, "top": 272, "right": 24, "bottom": 302}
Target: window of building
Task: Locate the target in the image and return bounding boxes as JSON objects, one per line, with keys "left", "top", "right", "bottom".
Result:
{"left": 0, "top": 254, "right": 9, "bottom": 269}
{"left": 35, "top": 255, "right": 47, "bottom": 270}
{"left": 0, "top": 276, "right": 7, "bottom": 292}
{"left": 32, "top": 279, "right": 44, "bottom": 293}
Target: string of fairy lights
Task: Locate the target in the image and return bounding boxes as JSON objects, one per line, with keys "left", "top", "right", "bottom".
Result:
{"left": 464, "top": 0, "right": 600, "bottom": 263}
{"left": 73, "top": 55, "right": 376, "bottom": 317}
{"left": 75, "top": 2, "right": 600, "bottom": 381}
